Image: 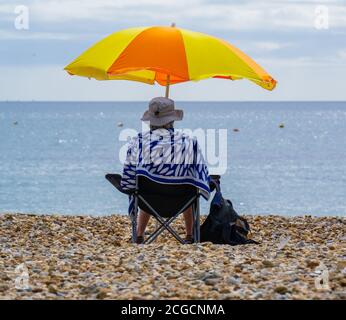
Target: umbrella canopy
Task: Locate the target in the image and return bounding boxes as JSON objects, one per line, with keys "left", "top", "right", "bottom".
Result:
{"left": 64, "top": 26, "right": 276, "bottom": 92}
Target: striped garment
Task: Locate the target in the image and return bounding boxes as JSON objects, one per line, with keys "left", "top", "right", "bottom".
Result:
{"left": 121, "top": 128, "right": 210, "bottom": 213}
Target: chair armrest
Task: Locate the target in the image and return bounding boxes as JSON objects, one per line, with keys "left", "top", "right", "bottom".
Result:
{"left": 105, "top": 173, "right": 136, "bottom": 195}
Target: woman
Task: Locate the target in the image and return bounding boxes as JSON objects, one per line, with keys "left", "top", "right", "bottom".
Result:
{"left": 121, "top": 97, "right": 210, "bottom": 243}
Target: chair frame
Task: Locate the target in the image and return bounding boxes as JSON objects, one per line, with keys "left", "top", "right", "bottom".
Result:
{"left": 105, "top": 173, "right": 221, "bottom": 245}
{"left": 131, "top": 175, "right": 201, "bottom": 244}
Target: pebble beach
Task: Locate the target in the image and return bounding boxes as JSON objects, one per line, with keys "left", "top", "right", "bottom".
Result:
{"left": 0, "top": 213, "right": 345, "bottom": 300}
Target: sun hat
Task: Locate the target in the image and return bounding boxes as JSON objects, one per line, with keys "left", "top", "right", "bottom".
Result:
{"left": 141, "top": 97, "right": 183, "bottom": 126}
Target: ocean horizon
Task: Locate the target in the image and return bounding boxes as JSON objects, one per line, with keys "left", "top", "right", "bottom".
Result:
{"left": 1, "top": 101, "right": 345, "bottom": 216}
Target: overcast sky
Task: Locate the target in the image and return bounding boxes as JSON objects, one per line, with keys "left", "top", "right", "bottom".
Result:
{"left": 1, "top": 0, "right": 346, "bottom": 101}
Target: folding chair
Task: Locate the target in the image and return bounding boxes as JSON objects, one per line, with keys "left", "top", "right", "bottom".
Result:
{"left": 105, "top": 173, "right": 201, "bottom": 244}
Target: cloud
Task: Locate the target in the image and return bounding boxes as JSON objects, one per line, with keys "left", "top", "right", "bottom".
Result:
{"left": 254, "top": 41, "right": 292, "bottom": 51}
{"left": 201, "top": 2, "right": 346, "bottom": 31}
{"left": 337, "top": 49, "right": 346, "bottom": 60}
{"left": 27, "top": 0, "right": 202, "bottom": 23}
{"left": 1, "top": 0, "right": 345, "bottom": 34}
{"left": 0, "top": 3, "right": 13, "bottom": 14}
{"left": 0, "top": 30, "right": 80, "bottom": 40}
{"left": 258, "top": 55, "right": 346, "bottom": 67}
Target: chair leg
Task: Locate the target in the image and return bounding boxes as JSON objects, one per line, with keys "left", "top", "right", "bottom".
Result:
{"left": 193, "top": 198, "right": 200, "bottom": 243}
{"left": 196, "top": 197, "right": 200, "bottom": 243}
{"left": 192, "top": 202, "right": 196, "bottom": 243}
{"left": 132, "top": 195, "right": 138, "bottom": 244}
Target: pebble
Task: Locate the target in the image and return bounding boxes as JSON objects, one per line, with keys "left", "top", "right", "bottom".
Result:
{"left": 306, "top": 260, "right": 320, "bottom": 268}
{"left": 204, "top": 278, "right": 219, "bottom": 286}
{"left": 339, "top": 279, "right": 346, "bottom": 287}
{"left": 96, "top": 289, "right": 109, "bottom": 299}
{"left": 47, "top": 285, "right": 58, "bottom": 294}
{"left": 275, "top": 286, "right": 289, "bottom": 294}
{"left": 262, "top": 260, "right": 275, "bottom": 268}
{"left": 0, "top": 213, "right": 344, "bottom": 300}
{"left": 297, "top": 241, "right": 305, "bottom": 248}
{"left": 228, "top": 277, "right": 241, "bottom": 286}
{"left": 0, "top": 285, "right": 9, "bottom": 292}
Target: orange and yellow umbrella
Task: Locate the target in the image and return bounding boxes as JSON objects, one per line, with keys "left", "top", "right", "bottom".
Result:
{"left": 64, "top": 25, "right": 276, "bottom": 96}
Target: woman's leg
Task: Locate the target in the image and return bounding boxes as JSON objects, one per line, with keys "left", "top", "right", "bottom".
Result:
{"left": 183, "top": 206, "right": 193, "bottom": 237}
{"left": 137, "top": 210, "right": 151, "bottom": 237}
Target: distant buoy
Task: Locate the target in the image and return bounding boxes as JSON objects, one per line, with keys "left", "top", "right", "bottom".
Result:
{"left": 279, "top": 123, "right": 285, "bottom": 128}
{"left": 117, "top": 122, "right": 123, "bottom": 127}
{"left": 233, "top": 128, "right": 239, "bottom": 132}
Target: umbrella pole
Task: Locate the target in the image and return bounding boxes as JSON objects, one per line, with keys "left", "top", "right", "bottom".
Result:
{"left": 165, "top": 23, "right": 175, "bottom": 98}
{"left": 165, "top": 74, "right": 170, "bottom": 98}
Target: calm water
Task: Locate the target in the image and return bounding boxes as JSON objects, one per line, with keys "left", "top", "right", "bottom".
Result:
{"left": 0, "top": 101, "right": 345, "bottom": 216}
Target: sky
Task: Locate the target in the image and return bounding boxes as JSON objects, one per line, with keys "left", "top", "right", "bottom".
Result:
{"left": 0, "top": 0, "right": 346, "bottom": 101}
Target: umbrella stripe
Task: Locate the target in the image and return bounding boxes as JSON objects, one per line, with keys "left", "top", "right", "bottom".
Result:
{"left": 107, "top": 26, "right": 189, "bottom": 86}
{"left": 181, "top": 28, "right": 275, "bottom": 90}
{"left": 218, "top": 38, "right": 276, "bottom": 90}
{"left": 64, "top": 27, "right": 146, "bottom": 80}
{"left": 219, "top": 38, "right": 270, "bottom": 81}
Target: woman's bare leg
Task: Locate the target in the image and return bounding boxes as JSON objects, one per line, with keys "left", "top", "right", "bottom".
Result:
{"left": 183, "top": 206, "right": 193, "bottom": 237}
{"left": 137, "top": 210, "right": 151, "bottom": 237}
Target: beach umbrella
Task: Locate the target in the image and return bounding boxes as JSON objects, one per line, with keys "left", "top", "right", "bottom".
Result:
{"left": 64, "top": 24, "right": 276, "bottom": 97}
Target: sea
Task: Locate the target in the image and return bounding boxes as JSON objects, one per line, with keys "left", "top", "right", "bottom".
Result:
{"left": 0, "top": 101, "right": 345, "bottom": 216}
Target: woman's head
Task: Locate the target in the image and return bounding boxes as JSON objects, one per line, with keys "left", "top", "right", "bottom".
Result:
{"left": 141, "top": 97, "right": 183, "bottom": 128}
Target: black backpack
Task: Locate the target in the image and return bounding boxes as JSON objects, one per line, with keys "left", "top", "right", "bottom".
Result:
{"left": 200, "top": 183, "right": 258, "bottom": 245}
